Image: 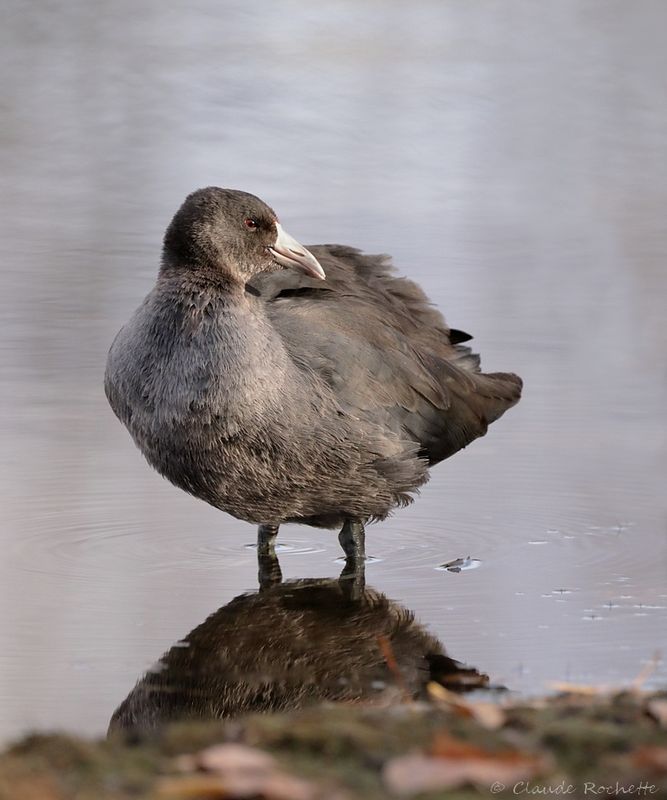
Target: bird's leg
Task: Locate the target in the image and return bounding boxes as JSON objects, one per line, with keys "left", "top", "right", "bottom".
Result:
{"left": 257, "top": 524, "right": 282, "bottom": 591}
{"left": 338, "top": 553, "right": 366, "bottom": 601}
{"left": 338, "top": 519, "right": 366, "bottom": 600}
{"left": 338, "top": 518, "right": 365, "bottom": 564}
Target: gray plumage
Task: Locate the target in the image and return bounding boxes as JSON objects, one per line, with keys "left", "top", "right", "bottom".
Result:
{"left": 105, "top": 188, "right": 522, "bottom": 547}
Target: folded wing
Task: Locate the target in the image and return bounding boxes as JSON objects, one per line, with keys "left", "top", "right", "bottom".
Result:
{"left": 249, "top": 245, "right": 522, "bottom": 465}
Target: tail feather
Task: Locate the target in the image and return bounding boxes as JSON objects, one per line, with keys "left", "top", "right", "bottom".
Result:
{"left": 468, "top": 371, "right": 523, "bottom": 425}
{"left": 451, "top": 343, "right": 482, "bottom": 373}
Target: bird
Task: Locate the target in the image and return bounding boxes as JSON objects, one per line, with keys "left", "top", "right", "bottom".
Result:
{"left": 108, "top": 555, "right": 489, "bottom": 735}
{"left": 105, "top": 187, "right": 522, "bottom": 564}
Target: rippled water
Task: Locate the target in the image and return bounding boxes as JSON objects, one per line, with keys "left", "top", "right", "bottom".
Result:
{"left": 1, "top": 0, "right": 665, "bottom": 742}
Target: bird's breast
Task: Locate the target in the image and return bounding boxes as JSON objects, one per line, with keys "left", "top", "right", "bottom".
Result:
{"left": 105, "top": 291, "right": 309, "bottom": 513}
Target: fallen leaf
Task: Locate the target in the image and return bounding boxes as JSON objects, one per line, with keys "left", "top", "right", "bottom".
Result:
{"left": 384, "top": 734, "right": 548, "bottom": 796}
{"left": 156, "top": 775, "right": 229, "bottom": 798}
{"left": 193, "top": 743, "right": 276, "bottom": 774}
{"left": 647, "top": 699, "right": 667, "bottom": 728}
{"left": 426, "top": 682, "right": 475, "bottom": 719}
{"left": 430, "top": 732, "right": 519, "bottom": 762}
{"left": 468, "top": 702, "right": 506, "bottom": 730}
{"left": 547, "top": 682, "right": 604, "bottom": 695}
{"left": 426, "top": 681, "right": 462, "bottom": 703}
{"left": 426, "top": 683, "right": 505, "bottom": 728}
{"left": 549, "top": 651, "right": 662, "bottom": 696}
{"left": 170, "top": 743, "right": 320, "bottom": 800}
{"left": 0, "top": 776, "right": 64, "bottom": 800}
{"left": 383, "top": 750, "right": 546, "bottom": 796}
{"left": 632, "top": 651, "right": 662, "bottom": 690}
{"left": 384, "top": 754, "right": 474, "bottom": 795}
{"left": 633, "top": 746, "right": 667, "bottom": 775}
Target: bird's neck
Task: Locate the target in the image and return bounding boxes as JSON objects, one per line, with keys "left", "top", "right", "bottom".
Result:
{"left": 151, "top": 274, "right": 300, "bottom": 427}
{"left": 158, "top": 261, "right": 243, "bottom": 294}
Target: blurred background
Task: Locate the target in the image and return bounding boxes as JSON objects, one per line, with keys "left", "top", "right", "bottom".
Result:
{"left": 1, "top": 0, "right": 665, "bottom": 742}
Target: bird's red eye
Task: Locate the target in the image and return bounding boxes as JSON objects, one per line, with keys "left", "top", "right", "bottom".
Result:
{"left": 244, "top": 218, "right": 258, "bottom": 230}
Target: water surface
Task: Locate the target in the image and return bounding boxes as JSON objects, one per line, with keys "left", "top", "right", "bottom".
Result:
{"left": 1, "top": 0, "right": 665, "bottom": 741}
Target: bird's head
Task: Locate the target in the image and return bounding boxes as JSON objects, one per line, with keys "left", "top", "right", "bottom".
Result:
{"left": 161, "top": 187, "right": 325, "bottom": 283}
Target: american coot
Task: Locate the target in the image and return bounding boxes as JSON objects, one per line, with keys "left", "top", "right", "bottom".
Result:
{"left": 108, "top": 556, "right": 488, "bottom": 734}
{"left": 105, "top": 188, "right": 522, "bottom": 562}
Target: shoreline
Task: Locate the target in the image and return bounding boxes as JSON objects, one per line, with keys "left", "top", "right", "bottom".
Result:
{"left": 1, "top": 688, "right": 665, "bottom": 799}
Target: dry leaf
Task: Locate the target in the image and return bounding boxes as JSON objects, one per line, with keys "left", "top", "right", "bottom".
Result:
{"left": 384, "top": 734, "right": 547, "bottom": 796}
{"left": 468, "top": 702, "right": 506, "bottom": 730}
{"left": 647, "top": 699, "right": 667, "bottom": 728}
{"left": 169, "top": 743, "right": 319, "bottom": 800}
{"left": 384, "top": 754, "right": 476, "bottom": 795}
{"left": 426, "top": 683, "right": 505, "bottom": 729}
{"left": 194, "top": 743, "right": 276, "bottom": 774}
{"left": 429, "top": 732, "right": 516, "bottom": 762}
{"left": 633, "top": 746, "right": 667, "bottom": 775}
{"left": 549, "top": 651, "right": 662, "bottom": 696}
{"left": 632, "top": 651, "right": 662, "bottom": 690}
{"left": 426, "top": 682, "right": 475, "bottom": 718}
{"left": 384, "top": 751, "right": 545, "bottom": 796}
{"left": 547, "top": 682, "right": 604, "bottom": 695}
{"left": 0, "top": 776, "right": 65, "bottom": 800}
{"left": 156, "top": 775, "right": 230, "bottom": 798}
{"left": 426, "top": 681, "right": 462, "bottom": 703}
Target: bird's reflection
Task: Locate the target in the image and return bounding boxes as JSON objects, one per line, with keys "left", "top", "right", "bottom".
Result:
{"left": 109, "top": 552, "right": 489, "bottom": 735}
